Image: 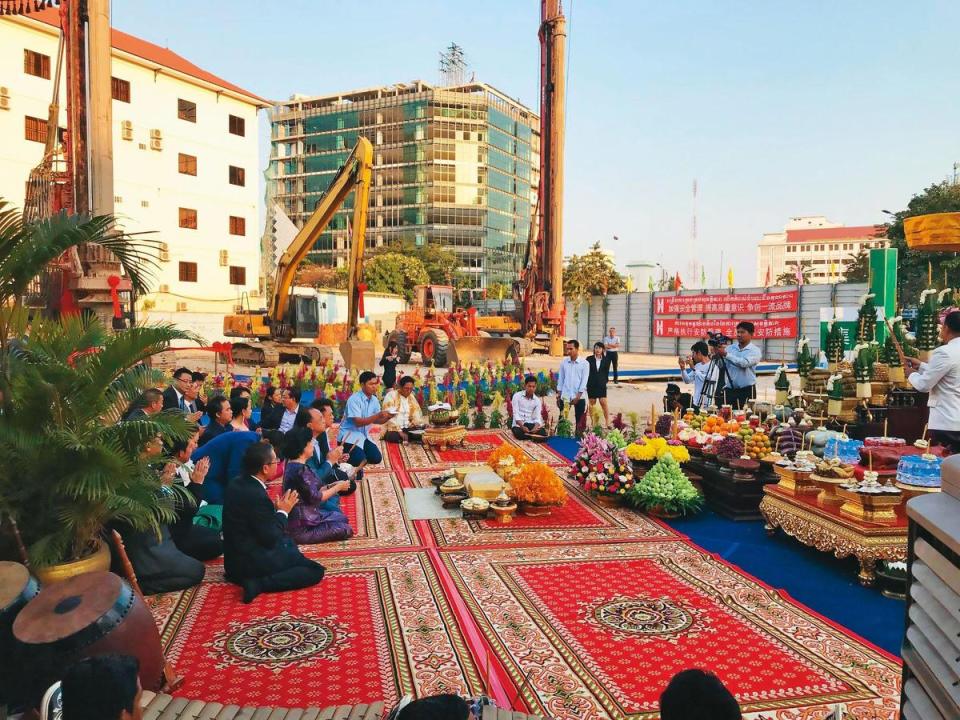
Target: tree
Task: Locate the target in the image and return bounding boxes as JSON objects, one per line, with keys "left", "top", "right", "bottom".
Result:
{"left": 562, "top": 242, "right": 626, "bottom": 307}
{"left": 843, "top": 249, "right": 870, "bottom": 282}
{"left": 0, "top": 200, "right": 197, "bottom": 566}
{"left": 776, "top": 261, "right": 813, "bottom": 286}
{"left": 364, "top": 253, "right": 429, "bottom": 303}
{"left": 295, "top": 262, "right": 349, "bottom": 289}
{"left": 885, "top": 180, "right": 960, "bottom": 303}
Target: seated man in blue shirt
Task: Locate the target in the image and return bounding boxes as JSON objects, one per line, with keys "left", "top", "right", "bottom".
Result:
{"left": 338, "top": 370, "right": 390, "bottom": 468}
{"left": 714, "top": 321, "right": 762, "bottom": 410}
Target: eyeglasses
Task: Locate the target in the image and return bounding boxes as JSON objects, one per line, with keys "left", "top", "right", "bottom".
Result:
{"left": 266, "top": 460, "right": 280, "bottom": 466}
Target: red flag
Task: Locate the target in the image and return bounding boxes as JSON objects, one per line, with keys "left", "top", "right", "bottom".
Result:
{"left": 674, "top": 271, "right": 682, "bottom": 290}
{"left": 764, "top": 266, "right": 771, "bottom": 286}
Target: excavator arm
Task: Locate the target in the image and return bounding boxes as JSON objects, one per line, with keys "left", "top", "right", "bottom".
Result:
{"left": 271, "top": 137, "right": 373, "bottom": 327}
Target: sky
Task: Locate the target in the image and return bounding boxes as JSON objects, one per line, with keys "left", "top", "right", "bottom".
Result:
{"left": 113, "top": 0, "right": 960, "bottom": 286}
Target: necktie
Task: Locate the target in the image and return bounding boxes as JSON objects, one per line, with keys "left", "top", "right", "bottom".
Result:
{"left": 179, "top": 396, "right": 186, "bottom": 411}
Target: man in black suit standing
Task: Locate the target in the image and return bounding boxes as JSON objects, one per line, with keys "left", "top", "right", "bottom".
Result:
{"left": 223, "top": 442, "right": 325, "bottom": 603}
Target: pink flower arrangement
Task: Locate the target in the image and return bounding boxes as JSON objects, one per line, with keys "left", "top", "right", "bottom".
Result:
{"left": 571, "top": 432, "right": 635, "bottom": 497}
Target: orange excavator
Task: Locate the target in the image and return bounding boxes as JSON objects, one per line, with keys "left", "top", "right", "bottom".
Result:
{"left": 386, "top": 284, "right": 521, "bottom": 367}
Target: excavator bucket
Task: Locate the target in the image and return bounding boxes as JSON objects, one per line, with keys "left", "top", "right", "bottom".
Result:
{"left": 340, "top": 340, "right": 375, "bottom": 371}
{"left": 449, "top": 336, "right": 520, "bottom": 366}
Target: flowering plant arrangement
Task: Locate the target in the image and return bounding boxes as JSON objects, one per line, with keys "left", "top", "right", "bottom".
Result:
{"left": 487, "top": 444, "right": 528, "bottom": 471}
{"left": 627, "top": 454, "right": 702, "bottom": 516}
{"left": 509, "top": 462, "right": 567, "bottom": 505}
{"left": 571, "top": 432, "right": 635, "bottom": 497}
{"left": 626, "top": 436, "right": 689, "bottom": 464}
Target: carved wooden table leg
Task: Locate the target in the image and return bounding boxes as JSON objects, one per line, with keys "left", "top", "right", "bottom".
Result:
{"left": 857, "top": 556, "right": 877, "bottom": 587}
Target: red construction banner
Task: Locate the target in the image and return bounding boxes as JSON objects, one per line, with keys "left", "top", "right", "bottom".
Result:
{"left": 653, "top": 290, "right": 798, "bottom": 315}
{"left": 653, "top": 317, "right": 798, "bottom": 339}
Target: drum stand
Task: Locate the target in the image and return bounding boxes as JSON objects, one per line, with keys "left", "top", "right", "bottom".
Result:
{"left": 110, "top": 531, "right": 184, "bottom": 692}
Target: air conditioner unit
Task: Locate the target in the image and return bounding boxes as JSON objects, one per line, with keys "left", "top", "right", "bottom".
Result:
{"left": 121, "top": 120, "right": 133, "bottom": 141}
{"left": 159, "top": 243, "right": 169, "bottom": 262}
{"left": 138, "top": 143, "right": 147, "bottom": 151}
{"left": 219, "top": 250, "right": 228, "bottom": 266}
{"left": 159, "top": 284, "right": 170, "bottom": 293}
{"left": 0, "top": 86, "right": 10, "bottom": 111}
{"left": 176, "top": 301, "right": 188, "bottom": 312}
{"left": 149, "top": 138, "right": 162, "bottom": 151}
{"left": 149, "top": 128, "right": 162, "bottom": 139}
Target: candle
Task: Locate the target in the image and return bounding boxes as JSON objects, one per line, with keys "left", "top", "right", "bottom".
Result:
{"left": 922, "top": 423, "right": 928, "bottom": 442}
{"left": 883, "top": 418, "right": 888, "bottom": 439}
{"left": 928, "top": 261, "right": 932, "bottom": 287}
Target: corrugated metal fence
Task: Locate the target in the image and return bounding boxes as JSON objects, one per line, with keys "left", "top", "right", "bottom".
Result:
{"left": 564, "top": 283, "right": 867, "bottom": 358}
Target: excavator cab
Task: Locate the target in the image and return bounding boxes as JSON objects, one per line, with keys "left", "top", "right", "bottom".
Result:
{"left": 287, "top": 294, "right": 320, "bottom": 339}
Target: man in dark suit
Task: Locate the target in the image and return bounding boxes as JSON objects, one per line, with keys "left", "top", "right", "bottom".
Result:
{"left": 223, "top": 442, "right": 325, "bottom": 603}
{"left": 263, "top": 387, "right": 311, "bottom": 433}
{"left": 198, "top": 395, "right": 233, "bottom": 447}
{"left": 163, "top": 367, "right": 196, "bottom": 411}
{"left": 123, "top": 388, "right": 164, "bottom": 421}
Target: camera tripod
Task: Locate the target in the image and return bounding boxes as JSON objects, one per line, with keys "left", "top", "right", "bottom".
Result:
{"left": 694, "top": 352, "right": 728, "bottom": 410}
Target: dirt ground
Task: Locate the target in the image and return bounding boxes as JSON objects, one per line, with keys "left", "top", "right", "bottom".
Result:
{"left": 154, "top": 348, "right": 780, "bottom": 428}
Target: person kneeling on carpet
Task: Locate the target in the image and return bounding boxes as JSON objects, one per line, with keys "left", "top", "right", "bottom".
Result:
{"left": 339, "top": 370, "right": 390, "bottom": 468}
{"left": 223, "top": 441, "right": 326, "bottom": 603}
{"left": 281, "top": 428, "right": 354, "bottom": 544}
{"left": 659, "top": 668, "right": 741, "bottom": 720}
{"left": 382, "top": 375, "right": 426, "bottom": 443}
{"left": 511, "top": 375, "right": 547, "bottom": 441}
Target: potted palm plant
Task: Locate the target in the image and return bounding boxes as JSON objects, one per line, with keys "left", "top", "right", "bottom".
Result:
{"left": 0, "top": 202, "right": 197, "bottom": 581}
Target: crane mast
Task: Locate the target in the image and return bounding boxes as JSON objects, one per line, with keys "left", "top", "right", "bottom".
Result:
{"left": 519, "top": 0, "right": 567, "bottom": 355}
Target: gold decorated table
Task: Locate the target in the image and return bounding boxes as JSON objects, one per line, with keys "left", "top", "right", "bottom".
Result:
{"left": 759, "top": 483, "right": 907, "bottom": 587}
{"left": 422, "top": 424, "right": 467, "bottom": 450}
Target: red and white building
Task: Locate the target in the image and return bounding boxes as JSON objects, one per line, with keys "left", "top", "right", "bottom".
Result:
{"left": 757, "top": 216, "right": 888, "bottom": 285}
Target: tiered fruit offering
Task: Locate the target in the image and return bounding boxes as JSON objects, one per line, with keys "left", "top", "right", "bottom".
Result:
{"left": 682, "top": 411, "right": 705, "bottom": 430}
{"left": 627, "top": 454, "right": 702, "bottom": 515}
{"left": 655, "top": 413, "right": 675, "bottom": 437}
{"left": 701, "top": 416, "right": 741, "bottom": 436}
{"left": 735, "top": 422, "right": 754, "bottom": 443}
{"left": 745, "top": 432, "right": 772, "bottom": 460}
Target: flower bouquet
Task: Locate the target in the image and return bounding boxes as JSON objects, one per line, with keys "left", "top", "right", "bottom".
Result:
{"left": 571, "top": 432, "right": 635, "bottom": 506}
{"left": 509, "top": 461, "right": 567, "bottom": 515}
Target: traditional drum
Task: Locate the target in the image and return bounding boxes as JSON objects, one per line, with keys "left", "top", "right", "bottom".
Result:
{"left": 0, "top": 561, "right": 39, "bottom": 705}
{"left": 13, "top": 570, "right": 165, "bottom": 706}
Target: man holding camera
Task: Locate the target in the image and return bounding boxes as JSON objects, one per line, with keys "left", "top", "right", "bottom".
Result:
{"left": 713, "top": 321, "right": 761, "bottom": 409}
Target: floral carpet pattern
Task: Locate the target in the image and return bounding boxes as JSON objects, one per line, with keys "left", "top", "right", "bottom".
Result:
{"left": 147, "top": 430, "right": 900, "bottom": 718}
{"left": 153, "top": 552, "right": 483, "bottom": 707}
{"left": 440, "top": 543, "right": 901, "bottom": 720}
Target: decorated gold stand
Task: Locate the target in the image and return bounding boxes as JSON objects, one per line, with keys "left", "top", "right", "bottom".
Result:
{"left": 423, "top": 423, "right": 467, "bottom": 450}
{"left": 760, "top": 483, "right": 907, "bottom": 587}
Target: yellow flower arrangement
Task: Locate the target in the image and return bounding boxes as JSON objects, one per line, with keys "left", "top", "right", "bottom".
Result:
{"left": 509, "top": 462, "right": 567, "bottom": 505}
{"left": 487, "top": 444, "right": 528, "bottom": 470}
{"left": 625, "top": 437, "right": 689, "bottom": 463}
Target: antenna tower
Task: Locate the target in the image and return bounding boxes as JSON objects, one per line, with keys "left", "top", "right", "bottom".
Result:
{"left": 439, "top": 43, "right": 469, "bottom": 86}
{"left": 688, "top": 179, "right": 700, "bottom": 286}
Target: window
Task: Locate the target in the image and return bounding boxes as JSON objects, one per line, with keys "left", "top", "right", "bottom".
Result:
{"left": 229, "top": 266, "right": 246, "bottom": 285}
{"left": 24, "top": 115, "right": 46, "bottom": 143}
{"left": 229, "top": 216, "right": 246, "bottom": 236}
{"left": 178, "top": 207, "right": 197, "bottom": 229}
{"left": 24, "top": 50, "right": 50, "bottom": 79}
{"left": 111, "top": 77, "right": 130, "bottom": 103}
{"left": 177, "top": 98, "right": 196, "bottom": 122}
{"left": 228, "top": 114, "right": 245, "bottom": 136}
{"left": 228, "top": 165, "right": 245, "bottom": 186}
{"left": 178, "top": 153, "right": 197, "bottom": 176}
{"left": 178, "top": 261, "right": 198, "bottom": 282}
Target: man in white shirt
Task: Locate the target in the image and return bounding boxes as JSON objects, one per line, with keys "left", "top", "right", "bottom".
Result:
{"left": 603, "top": 327, "right": 621, "bottom": 384}
{"left": 714, "top": 322, "right": 762, "bottom": 409}
{"left": 906, "top": 310, "right": 960, "bottom": 453}
{"left": 556, "top": 339, "right": 589, "bottom": 433}
{"left": 679, "top": 341, "right": 720, "bottom": 410}
{"left": 511, "top": 375, "right": 546, "bottom": 441}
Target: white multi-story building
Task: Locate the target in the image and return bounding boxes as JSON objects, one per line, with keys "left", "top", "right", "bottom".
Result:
{"left": 757, "top": 216, "right": 888, "bottom": 285}
{"left": 0, "top": 8, "right": 268, "bottom": 341}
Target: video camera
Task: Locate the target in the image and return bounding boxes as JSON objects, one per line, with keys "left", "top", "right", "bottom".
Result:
{"left": 706, "top": 330, "right": 732, "bottom": 348}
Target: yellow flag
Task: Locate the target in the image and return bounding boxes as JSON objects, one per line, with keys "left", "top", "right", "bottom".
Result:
{"left": 626, "top": 275, "right": 635, "bottom": 293}
{"left": 727, "top": 267, "right": 734, "bottom": 288}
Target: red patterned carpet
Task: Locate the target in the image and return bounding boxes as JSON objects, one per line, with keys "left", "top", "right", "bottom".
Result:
{"left": 441, "top": 543, "right": 900, "bottom": 720}
{"left": 147, "top": 430, "right": 900, "bottom": 719}
{"left": 152, "top": 552, "right": 483, "bottom": 707}
{"left": 398, "top": 430, "right": 567, "bottom": 470}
